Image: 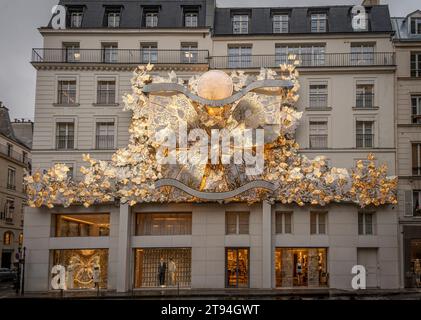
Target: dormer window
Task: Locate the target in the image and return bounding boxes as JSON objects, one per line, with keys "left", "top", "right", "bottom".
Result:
{"left": 411, "top": 17, "right": 421, "bottom": 35}
{"left": 273, "top": 14, "right": 289, "bottom": 33}
{"left": 106, "top": 8, "right": 121, "bottom": 28}
{"left": 70, "top": 11, "right": 83, "bottom": 28}
{"left": 233, "top": 14, "right": 249, "bottom": 34}
{"left": 185, "top": 12, "right": 198, "bottom": 27}
{"left": 311, "top": 13, "right": 327, "bottom": 33}
{"left": 143, "top": 7, "right": 159, "bottom": 28}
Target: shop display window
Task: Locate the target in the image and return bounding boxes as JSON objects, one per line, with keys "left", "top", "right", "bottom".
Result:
{"left": 54, "top": 214, "right": 110, "bottom": 237}
{"left": 226, "top": 248, "right": 249, "bottom": 288}
{"left": 135, "top": 213, "right": 192, "bottom": 236}
{"left": 275, "top": 248, "right": 328, "bottom": 287}
{"left": 51, "top": 249, "right": 108, "bottom": 289}
{"left": 134, "top": 248, "right": 191, "bottom": 288}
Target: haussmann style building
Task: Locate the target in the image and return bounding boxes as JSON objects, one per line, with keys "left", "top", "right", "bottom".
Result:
{"left": 24, "top": 0, "right": 402, "bottom": 292}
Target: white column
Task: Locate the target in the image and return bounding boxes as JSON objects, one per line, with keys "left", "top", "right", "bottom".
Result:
{"left": 116, "top": 203, "right": 130, "bottom": 292}
{"left": 262, "top": 200, "right": 272, "bottom": 288}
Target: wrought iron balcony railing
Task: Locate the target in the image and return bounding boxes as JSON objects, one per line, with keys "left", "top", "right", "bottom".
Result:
{"left": 211, "top": 52, "right": 395, "bottom": 69}
{"left": 32, "top": 48, "right": 210, "bottom": 65}
{"left": 356, "top": 93, "right": 374, "bottom": 108}
{"left": 96, "top": 135, "right": 115, "bottom": 150}
{"left": 309, "top": 135, "right": 328, "bottom": 149}
{"left": 356, "top": 134, "right": 374, "bottom": 148}
{"left": 0, "top": 143, "right": 31, "bottom": 166}
{"left": 56, "top": 135, "right": 75, "bottom": 150}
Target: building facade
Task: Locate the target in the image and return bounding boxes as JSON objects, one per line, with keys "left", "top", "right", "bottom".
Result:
{"left": 392, "top": 10, "right": 421, "bottom": 288}
{"left": 0, "top": 103, "right": 31, "bottom": 269}
{"left": 25, "top": 1, "right": 400, "bottom": 292}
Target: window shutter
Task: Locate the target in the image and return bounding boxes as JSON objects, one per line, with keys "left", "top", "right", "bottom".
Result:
{"left": 404, "top": 190, "right": 413, "bottom": 216}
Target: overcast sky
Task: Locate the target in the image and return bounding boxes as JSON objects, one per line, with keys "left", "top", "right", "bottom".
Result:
{"left": 0, "top": 0, "right": 419, "bottom": 120}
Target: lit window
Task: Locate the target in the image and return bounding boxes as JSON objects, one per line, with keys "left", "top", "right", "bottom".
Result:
{"left": 136, "top": 213, "right": 192, "bottom": 236}
{"left": 55, "top": 214, "right": 110, "bottom": 237}
{"left": 181, "top": 43, "right": 198, "bottom": 63}
{"left": 63, "top": 43, "right": 80, "bottom": 62}
{"left": 3, "top": 231, "right": 13, "bottom": 245}
{"left": 19, "top": 233, "right": 23, "bottom": 246}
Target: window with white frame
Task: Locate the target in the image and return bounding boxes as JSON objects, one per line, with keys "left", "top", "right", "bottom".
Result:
{"left": 184, "top": 12, "right": 198, "bottom": 27}
{"left": 56, "top": 122, "right": 75, "bottom": 150}
{"left": 410, "top": 17, "right": 421, "bottom": 35}
{"left": 310, "top": 211, "right": 327, "bottom": 235}
{"left": 181, "top": 42, "right": 198, "bottom": 63}
{"left": 411, "top": 190, "right": 421, "bottom": 216}
{"left": 96, "top": 122, "right": 115, "bottom": 150}
{"left": 145, "top": 12, "right": 158, "bottom": 28}
{"left": 411, "top": 96, "right": 421, "bottom": 124}
{"left": 358, "top": 212, "right": 375, "bottom": 235}
{"left": 356, "top": 83, "right": 374, "bottom": 108}
{"left": 69, "top": 10, "right": 83, "bottom": 28}
{"left": 275, "top": 211, "right": 292, "bottom": 234}
{"left": 356, "top": 121, "right": 374, "bottom": 148}
{"left": 228, "top": 45, "right": 252, "bottom": 68}
{"left": 102, "top": 43, "right": 118, "bottom": 63}
{"left": 7, "top": 167, "right": 16, "bottom": 190}
{"left": 309, "top": 83, "right": 328, "bottom": 108}
{"left": 412, "top": 143, "right": 421, "bottom": 175}
{"left": 273, "top": 14, "right": 289, "bottom": 33}
{"left": 106, "top": 10, "right": 121, "bottom": 28}
{"left": 275, "top": 44, "right": 325, "bottom": 66}
{"left": 411, "top": 53, "right": 421, "bottom": 77}
{"left": 309, "top": 121, "right": 328, "bottom": 149}
{"left": 232, "top": 15, "right": 249, "bottom": 34}
{"left": 351, "top": 43, "right": 375, "bottom": 65}
{"left": 63, "top": 43, "right": 80, "bottom": 62}
{"left": 57, "top": 80, "right": 77, "bottom": 104}
{"left": 140, "top": 43, "right": 158, "bottom": 63}
{"left": 5, "top": 198, "right": 15, "bottom": 220}
{"left": 97, "top": 80, "right": 116, "bottom": 105}
{"left": 311, "top": 13, "right": 327, "bottom": 32}
{"left": 226, "top": 212, "right": 249, "bottom": 235}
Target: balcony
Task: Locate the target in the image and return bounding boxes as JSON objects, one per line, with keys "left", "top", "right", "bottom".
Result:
{"left": 211, "top": 52, "right": 395, "bottom": 69}
{"left": 0, "top": 143, "right": 31, "bottom": 166}
{"left": 32, "top": 48, "right": 210, "bottom": 65}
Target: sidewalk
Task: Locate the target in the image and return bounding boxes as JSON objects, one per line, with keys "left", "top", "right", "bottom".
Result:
{"left": 3, "top": 288, "right": 421, "bottom": 300}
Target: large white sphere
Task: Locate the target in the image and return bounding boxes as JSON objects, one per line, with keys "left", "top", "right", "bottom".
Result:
{"left": 197, "top": 70, "right": 233, "bottom": 101}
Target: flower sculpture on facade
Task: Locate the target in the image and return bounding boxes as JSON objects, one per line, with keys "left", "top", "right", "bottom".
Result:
{"left": 25, "top": 60, "right": 397, "bottom": 208}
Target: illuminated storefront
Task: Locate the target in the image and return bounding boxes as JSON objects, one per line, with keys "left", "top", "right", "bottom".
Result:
{"left": 134, "top": 248, "right": 191, "bottom": 288}
{"left": 403, "top": 226, "right": 421, "bottom": 288}
{"left": 54, "top": 214, "right": 110, "bottom": 237}
{"left": 226, "top": 248, "right": 249, "bottom": 288}
{"left": 51, "top": 249, "right": 108, "bottom": 289}
{"left": 275, "top": 248, "right": 328, "bottom": 287}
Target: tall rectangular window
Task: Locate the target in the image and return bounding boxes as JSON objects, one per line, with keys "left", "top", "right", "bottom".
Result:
{"left": 96, "top": 122, "right": 115, "bottom": 150}
{"left": 228, "top": 45, "right": 252, "bottom": 68}
{"left": 412, "top": 143, "right": 421, "bottom": 175}
{"left": 273, "top": 14, "right": 289, "bottom": 33}
{"left": 140, "top": 43, "right": 158, "bottom": 64}
{"left": 181, "top": 42, "right": 198, "bottom": 63}
{"left": 5, "top": 199, "right": 14, "bottom": 219}
{"left": 184, "top": 12, "right": 198, "bottom": 27}
{"left": 411, "top": 53, "right": 421, "bottom": 77}
{"left": 135, "top": 213, "right": 192, "bottom": 235}
{"left": 410, "top": 17, "right": 421, "bottom": 35}
{"left": 356, "top": 84, "right": 374, "bottom": 108}
{"left": 69, "top": 11, "right": 83, "bottom": 28}
{"left": 351, "top": 43, "right": 375, "bottom": 65}
{"left": 412, "top": 190, "right": 421, "bottom": 216}
{"left": 309, "top": 84, "right": 328, "bottom": 108}
{"left": 310, "top": 212, "right": 327, "bottom": 235}
{"left": 275, "top": 211, "right": 292, "bottom": 234}
{"left": 358, "top": 212, "right": 375, "bottom": 235}
{"left": 106, "top": 10, "right": 121, "bottom": 28}
{"left": 56, "top": 122, "right": 75, "bottom": 150}
{"left": 102, "top": 43, "right": 118, "bottom": 63}
{"left": 309, "top": 121, "right": 328, "bottom": 149}
{"left": 97, "top": 80, "right": 116, "bottom": 105}
{"left": 57, "top": 80, "right": 76, "bottom": 104}
{"left": 356, "top": 121, "right": 374, "bottom": 148}
{"left": 311, "top": 13, "right": 327, "bottom": 32}
{"left": 232, "top": 15, "right": 249, "bottom": 34}
{"left": 275, "top": 44, "right": 325, "bottom": 67}
{"left": 226, "top": 212, "right": 250, "bottom": 235}
{"left": 7, "top": 167, "right": 16, "bottom": 190}
{"left": 7, "top": 143, "right": 12, "bottom": 157}
{"left": 412, "top": 96, "right": 421, "bottom": 124}
{"left": 63, "top": 43, "right": 80, "bottom": 62}
{"left": 145, "top": 12, "right": 158, "bottom": 28}
{"left": 54, "top": 214, "right": 110, "bottom": 237}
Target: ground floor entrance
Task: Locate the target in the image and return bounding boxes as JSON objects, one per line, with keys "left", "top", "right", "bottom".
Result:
{"left": 226, "top": 248, "right": 249, "bottom": 288}
{"left": 403, "top": 226, "right": 421, "bottom": 288}
{"left": 1, "top": 250, "right": 12, "bottom": 268}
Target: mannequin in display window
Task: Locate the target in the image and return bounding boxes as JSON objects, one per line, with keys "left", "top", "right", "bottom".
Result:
{"left": 414, "top": 259, "right": 421, "bottom": 287}
{"left": 158, "top": 257, "right": 167, "bottom": 287}
{"left": 168, "top": 258, "right": 177, "bottom": 286}
{"left": 92, "top": 258, "right": 101, "bottom": 291}
{"left": 296, "top": 261, "right": 303, "bottom": 285}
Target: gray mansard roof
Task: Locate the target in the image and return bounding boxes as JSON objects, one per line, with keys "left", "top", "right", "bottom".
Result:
{"left": 391, "top": 10, "right": 421, "bottom": 41}
{"left": 49, "top": 1, "right": 393, "bottom": 34}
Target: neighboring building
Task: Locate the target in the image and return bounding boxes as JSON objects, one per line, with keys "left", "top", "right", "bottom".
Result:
{"left": 25, "top": 1, "right": 399, "bottom": 292}
{"left": 392, "top": 10, "right": 421, "bottom": 288}
{"left": 12, "top": 119, "right": 34, "bottom": 150}
{"left": 0, "top": 103, "right": 31, "bottom": 269}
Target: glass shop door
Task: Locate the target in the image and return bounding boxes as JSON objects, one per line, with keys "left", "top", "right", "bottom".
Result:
{"left": 226, "top": 248, "right": 249, "bottom": 288}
